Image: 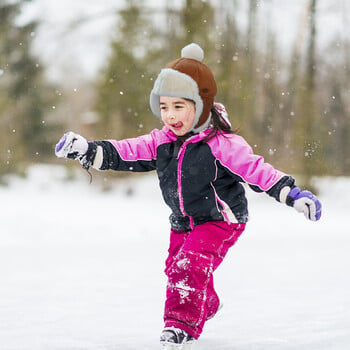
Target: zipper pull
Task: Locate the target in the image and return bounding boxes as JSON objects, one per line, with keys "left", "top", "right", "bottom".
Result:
{"left": 176, "top": 142, "right": 186, "bottom": 160}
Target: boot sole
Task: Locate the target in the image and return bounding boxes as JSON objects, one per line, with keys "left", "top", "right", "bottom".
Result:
{"left": 160, "top": 341, "right": 194, "bottom": 350}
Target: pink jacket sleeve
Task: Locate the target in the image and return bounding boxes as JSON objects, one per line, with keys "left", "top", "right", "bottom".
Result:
{"left": 94, "top": 128, "right": 174, "bottom": 171}
{"left": 207, "top": 133, "right": 288, "bottom": 192}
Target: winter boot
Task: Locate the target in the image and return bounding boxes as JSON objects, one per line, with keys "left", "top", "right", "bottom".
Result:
{"left": 160, "top": 327, "right": 195, "bottom": 349}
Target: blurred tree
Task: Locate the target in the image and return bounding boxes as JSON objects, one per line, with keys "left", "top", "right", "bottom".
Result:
{"left": 243, "top": 0, "right": 259, "bottom": 139}
{"left": 328, "top": 81, "right": 348, "bottom": 174}
{"left": 320, "top": 38, "right": 350, "bottom": 175}
{"left": 256, "top": 1, "right": 293, "bottom": 169}
{"left": 95, "top": 0, "right": 216, "bottom": 141}
{"left": 215, "top": 1, "right": 242, "bottom": 123}
{"left": 95, "top": 0, "right": 158, "bottom": 140}
{"left": 325, "top": 1, "right": 350, "bottom": 175}
{"left": 0, "top": 0, "right": 56, "bottom": 177}
{"left": 148, "top": 0, "right": 216, "bottom": 71}
{"left": 259, "top": 29, "right": 284, "bottom": 164}
{"left": 216, "top": 0, "right": 276, "bottom": 153}
{"left": 182, "top": 0, "right": 214, "bottom": 49}
{"left": 215, "top": 0, "right": 261, "bottom": 146}
{"left": 91, "top": 0, "right": 349, "bottom": 179}
{"left": 293, "top": 0, "right": 327, "bottom": 186}
{"left": 281, "top": 2, "right": 311, "bottom": 173}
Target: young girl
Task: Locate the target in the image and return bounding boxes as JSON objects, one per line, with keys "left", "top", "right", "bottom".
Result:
{"left": 55, "top": 43, "right": 322, "bottom": 350}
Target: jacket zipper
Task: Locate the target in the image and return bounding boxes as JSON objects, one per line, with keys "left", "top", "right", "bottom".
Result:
{"left": 176, "top": 143, "right": 187, "bottom": 217}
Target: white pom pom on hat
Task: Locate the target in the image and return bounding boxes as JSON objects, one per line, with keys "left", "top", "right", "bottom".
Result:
{"left": 181, "top": 43, "right": 204, "bottom": 62}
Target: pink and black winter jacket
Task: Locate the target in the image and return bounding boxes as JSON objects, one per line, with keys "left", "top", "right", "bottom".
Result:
{"left": 87, "top": 127, "right": 295, "bottom": 231}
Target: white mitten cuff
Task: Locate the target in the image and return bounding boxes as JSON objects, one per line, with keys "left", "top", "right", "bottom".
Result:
{"left": 92, "top": 145, "right": 104, "bottom": 170}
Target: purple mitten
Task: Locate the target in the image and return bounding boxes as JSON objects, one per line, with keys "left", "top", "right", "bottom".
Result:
{"left": 287, "top": 187, "right": 322, "bottom": 221}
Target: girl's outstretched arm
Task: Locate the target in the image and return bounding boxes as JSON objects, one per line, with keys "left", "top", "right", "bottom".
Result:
{"left": 55, "top": 128, "right": 173, "bottom": 173}
{"left": 207, "top": 133, "right": 322, "bottom": 221}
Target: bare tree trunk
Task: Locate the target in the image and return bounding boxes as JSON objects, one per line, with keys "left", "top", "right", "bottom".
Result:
{"left": 242, "top": 0, "right": 259, "bottom": 142}
{"left": 295, "top": 0, "right": 325, "bottom": 187}
{"left": 247, "top": 0, "right": 258, "bottom": 57}
{"left": 306, "top": 0, "right": 317, "bottom": 91}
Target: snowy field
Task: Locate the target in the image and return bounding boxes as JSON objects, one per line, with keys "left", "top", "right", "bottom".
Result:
{"left": 0, "top": 165, "right": 349, "bottom": 350}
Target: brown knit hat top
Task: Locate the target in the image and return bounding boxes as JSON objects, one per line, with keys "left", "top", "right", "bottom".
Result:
{"left": 150, "top": 43, "right": 217, "bottom": 132}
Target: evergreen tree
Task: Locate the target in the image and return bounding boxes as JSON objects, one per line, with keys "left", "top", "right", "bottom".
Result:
{"left": 95, "top": 0, "right": 158, "bottom": 140}
{"left": 216, "top": 0, "right": 260, "bottom": 146}
{"left": 0, "top": 0, "right": 55, "bottom": 176}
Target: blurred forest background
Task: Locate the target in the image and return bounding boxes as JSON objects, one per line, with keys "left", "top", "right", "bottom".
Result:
{"left": 0, "top": 0, "right": 349, "bottom": 186}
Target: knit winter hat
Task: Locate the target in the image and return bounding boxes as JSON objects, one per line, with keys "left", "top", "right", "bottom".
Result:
{"left": 150, "top": 43, "right": 217, "bottom": 132}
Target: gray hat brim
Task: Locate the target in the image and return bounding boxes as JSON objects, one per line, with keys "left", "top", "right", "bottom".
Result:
{"left": 150, "top": 68, "right": 203, "bottom": 130}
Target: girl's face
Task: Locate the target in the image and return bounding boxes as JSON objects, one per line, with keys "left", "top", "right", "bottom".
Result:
{"left": 160, "top": 96, "right": 195, "bottom": 136}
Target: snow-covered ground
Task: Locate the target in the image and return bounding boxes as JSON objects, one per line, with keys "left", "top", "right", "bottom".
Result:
{"left": 0, "top": 165, "right": 349, "bottom": 350}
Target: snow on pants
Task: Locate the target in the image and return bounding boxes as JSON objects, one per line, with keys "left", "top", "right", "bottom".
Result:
{"left": 164, "top": 221, "right": 245, "bottom": 339}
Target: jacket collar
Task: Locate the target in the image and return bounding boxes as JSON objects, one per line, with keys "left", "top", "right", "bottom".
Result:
{"left": 162, "top": 126, "right": 212, "bottom": 144}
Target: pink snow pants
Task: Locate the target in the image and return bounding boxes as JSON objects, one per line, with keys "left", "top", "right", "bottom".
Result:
{"left": 164, "top": 221, "right": 245, "bottom": 339}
